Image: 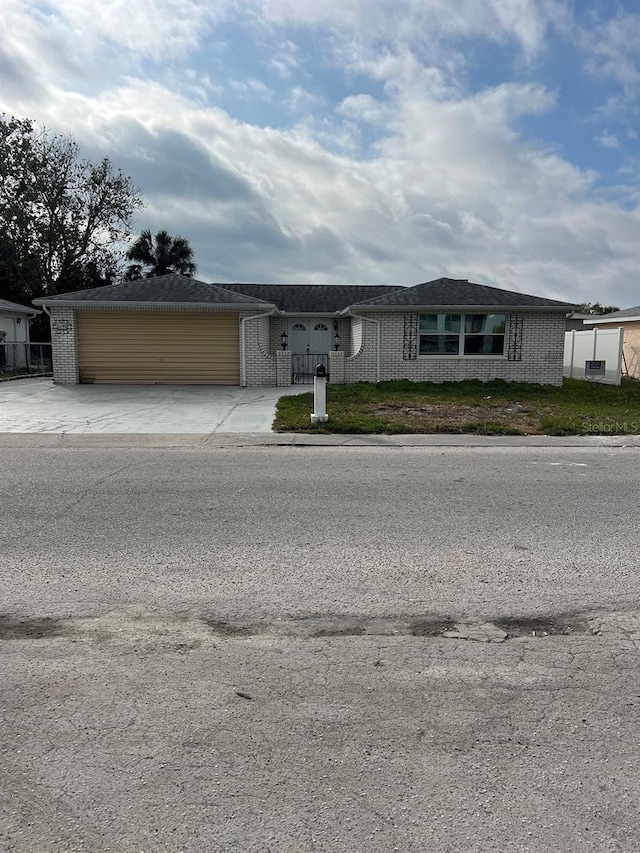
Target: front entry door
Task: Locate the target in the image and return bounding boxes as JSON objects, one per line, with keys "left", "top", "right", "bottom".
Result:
{"left": 310, "top": 322, "right": 331, "bottom": 353}
{"left": 289, "top": 322, "right": 309, "bottom": 353}
{"left": 288, "top": 320, "right": 332, "bottom": 354}
{"left": 289, "top": 319, "right": 332, "bottom": 384}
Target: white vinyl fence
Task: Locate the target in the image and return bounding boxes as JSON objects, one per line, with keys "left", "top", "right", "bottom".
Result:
{"left": 563, "top": 327, "right": 624, "bottom": 385}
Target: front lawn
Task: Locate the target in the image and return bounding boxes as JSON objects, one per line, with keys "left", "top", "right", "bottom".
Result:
{"left": 273, "top": 378, "right": 640, "bottom": 435}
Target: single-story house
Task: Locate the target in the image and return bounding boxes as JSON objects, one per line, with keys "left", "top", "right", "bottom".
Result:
{"left": 566, "top": 312, "right": 598, "bottom": 332}
{"left": 0, "top": 299, "right": 40, "bottom": 371}
{"left": 34, "top": 274, "right": 576, "bottom": 387}
{"left": 588, "top": 306, "right": 640, "bottom": 379}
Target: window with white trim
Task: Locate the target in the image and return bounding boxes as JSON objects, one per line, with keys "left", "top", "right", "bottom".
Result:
{"left": 419, "top": 313, "right": 507, "bottom": 357}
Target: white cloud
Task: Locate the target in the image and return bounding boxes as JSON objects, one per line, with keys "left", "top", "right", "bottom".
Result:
{"left": 264, "top": 39, "right": 301, "bottom": 79}
{"left": 10, "top": 0, "right": 562, "bottom": 88}
{"left": 287, "top": 85, "right": 321, "bottom": 113}
{"left": 229, "top": 78, "right": 275, "bottom": 99}
{"left": 1, "top": 0, "right": 639, "bottom": 308}
{"left": 575, "top": 10, "right": 640, "bottom": 141}
{"left": 581, "top": 11, "right": 640, "bottom": 89}
{"left": 250, "top": 0, "right": 558, "bottom": 57}
{"left": 40, "top": 0, "right": 225, "bottom": 60}
{"left": 337, "top": 94, "right": 390, "bottom": 124}
{"left": 35, "top": 73, "right": 632, "bottom": 304}
{"left": 234, "top": 0, "right": 566, "bottom": 105}
{"left": 595, "top": 131, "right": 620, "bottom": 149}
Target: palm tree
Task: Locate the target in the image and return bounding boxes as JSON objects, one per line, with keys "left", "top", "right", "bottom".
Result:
{"left": 124, "top": 229, "right": 197, "bottom": 280}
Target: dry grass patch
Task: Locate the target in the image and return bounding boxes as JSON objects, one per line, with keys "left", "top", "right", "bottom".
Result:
{"left": 373, "top": 401, "right": 542, "bottom": 434}
{"left": 274, "top": 378, "right": 640, "bottom": 435}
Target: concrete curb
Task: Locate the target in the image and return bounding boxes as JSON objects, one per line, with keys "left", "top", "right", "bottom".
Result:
{"left": 0, "top": 432, "right": 639, "bottom": 449}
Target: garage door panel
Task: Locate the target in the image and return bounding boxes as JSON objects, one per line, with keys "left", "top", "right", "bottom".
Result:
{"left": 77, "top": 310, "right": 240, "bottom": 384}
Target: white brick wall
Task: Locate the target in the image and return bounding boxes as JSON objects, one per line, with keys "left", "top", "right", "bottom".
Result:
{"left": 328, "top": 350, "right": 345, "bottom": 383}
{"left": 49, "top": 307, "right": 79, "bottom": 384}
{"left": 241, "top": 311, "right": 277, "bottom": 386}
{"left": 276, "top": 350, "right": 292, "bottom": 386}
{"left": 47, "top": 306, "right": 566, "bottom": 388}
{"left": 346, "top": 312, "right": 567, "bottom": 386}
{"left": 345, "top": 317, "right": 378, "bottom": 383}
{"left": 270, "top": 317, "right": 288, "bottom": 353}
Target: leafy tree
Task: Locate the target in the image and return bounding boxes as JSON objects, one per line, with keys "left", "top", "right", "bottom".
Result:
{"left": 581, "top": 302, "right": 620, "bottom": 315}
{"left": 0, "top": 114, "right": 143, "bottom": 307}
{"left": 124, "top": 229, "right": 197, "bottom": 280}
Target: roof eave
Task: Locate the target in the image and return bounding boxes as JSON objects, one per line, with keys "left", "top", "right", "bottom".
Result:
{"left": 588, "top": 315, "right": 640, "bottom": 324}
{"left": 33, "top": 299, "right": 275, "bottom": 310}
{"left": 2, "top": 307, "right": 41, "bottom": 316}
{"left": 342, "top": 304, "right": 577, "bottom": 314}
{"left": 276, "top": 310, "right": 342, "bottom": 316}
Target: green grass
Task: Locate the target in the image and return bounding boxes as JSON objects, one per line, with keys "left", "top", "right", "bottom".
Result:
{"left": 273, "top": 378, "right": 640, "bottom": 435}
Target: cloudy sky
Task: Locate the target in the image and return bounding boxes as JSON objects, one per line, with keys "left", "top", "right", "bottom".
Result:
{"left": 2, "top": 0, "right": 639, "bottom": 306}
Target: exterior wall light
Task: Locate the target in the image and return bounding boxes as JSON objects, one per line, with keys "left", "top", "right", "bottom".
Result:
{"left": 280, "top": 330, "right": 289, "bottom": 350}
{"left": 333, "top": 332, "right": 341, "bottom": 350}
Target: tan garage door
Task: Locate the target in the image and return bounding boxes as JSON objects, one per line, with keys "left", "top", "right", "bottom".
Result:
{"left": 77, "top": 310, "right": 240, "bottom": 384}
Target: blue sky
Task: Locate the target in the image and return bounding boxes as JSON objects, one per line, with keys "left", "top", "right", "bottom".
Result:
{"left": 2, "top": 0, "right": 639, "bottom": 305}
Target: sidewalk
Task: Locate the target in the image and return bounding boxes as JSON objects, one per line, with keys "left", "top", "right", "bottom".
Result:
{"left": 1, "top": 432, "right": 639, "bottom": 448}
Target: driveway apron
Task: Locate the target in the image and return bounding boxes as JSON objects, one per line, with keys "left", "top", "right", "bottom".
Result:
{"left": 0, "top": 379, "right": 305, "bottom": 433}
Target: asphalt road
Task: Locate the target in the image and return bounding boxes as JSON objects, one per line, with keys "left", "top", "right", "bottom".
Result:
{"left": 1, "top": 445, "right": 639, "bottom": 852}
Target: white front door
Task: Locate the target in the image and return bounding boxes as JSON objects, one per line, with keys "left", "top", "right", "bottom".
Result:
{"left": 310, "top": 322, "right": 331, "bottom": 353}
{"left": 289, "top": 322, "right": 309, "bottom": 353}
{"left": 288, "top": 320, "right": 332, "bottom": 353}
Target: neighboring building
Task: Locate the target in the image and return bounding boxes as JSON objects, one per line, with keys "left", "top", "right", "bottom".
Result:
{"left": 589, "top": 306, "right": 640, "bottom": 379}
{"left": 35, "top": 275, "right": 576, "bottom": 387}
{"left": 0, "top": 299, "right": 40, "bottom": 372}
{"left": 566, "top": 312, "right": 598, "bottom": 332}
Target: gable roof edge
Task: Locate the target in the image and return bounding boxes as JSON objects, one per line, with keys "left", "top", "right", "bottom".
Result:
{"left": 33, "top": 298, "right": 277, "bottom": 310}
{"left": 588, "top": 308, "right": 640, "bottom": 324}
{"left": 341, "top": 303, "right": 576, "bottom": 314}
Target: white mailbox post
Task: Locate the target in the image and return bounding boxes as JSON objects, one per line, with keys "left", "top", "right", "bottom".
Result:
{"left": 310, "top": 363, "right": 328, "bottom": 423}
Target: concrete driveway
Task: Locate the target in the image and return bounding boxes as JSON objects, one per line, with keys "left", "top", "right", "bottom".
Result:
{"left": 0, "top": 378, "right": 305, "bottom": 433}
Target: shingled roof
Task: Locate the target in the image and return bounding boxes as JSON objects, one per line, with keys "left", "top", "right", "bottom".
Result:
{"left": 34, "top": 275, "right": 271, "bottom": 307}
{"left": 0, "top": 299, "right": 40, "bottom": 314}
{"left": 350, "top": 278, "right": 577, "bottom": 312}
{"left": 33, "top": 274, "right": 577, "bottom": 314}
{"left": 588, "top": 305, "right": 640, "bottom": 323}
{"left": 219, "top": 283, "right": 401, "bottom": 313}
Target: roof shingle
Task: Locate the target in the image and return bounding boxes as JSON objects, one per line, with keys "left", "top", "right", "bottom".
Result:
{"left": 0, "top": 299, "right": 39, "bottom": 314}
{"left": 350, "top": 278, "right": 577, "bottom": 311}
{"left": 219, "top": 283, "right": 401, "bottom": 313}
{"left": 32, "top": 274, "right": 577, "bottom": 313}
{"left": 588, "top": 305, "right": 640, "bottom": 322}
{"left": 34, "top": 274, "right": 271, "bottom": 306}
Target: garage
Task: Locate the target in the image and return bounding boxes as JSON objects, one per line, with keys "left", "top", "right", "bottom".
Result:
{"left": 77, "top": 310, "right": 240, "bottom": 384}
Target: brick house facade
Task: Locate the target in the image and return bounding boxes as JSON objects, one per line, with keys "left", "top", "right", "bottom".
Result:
{"left": 37, "top": 276, "right": 576, "bottom": 387}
